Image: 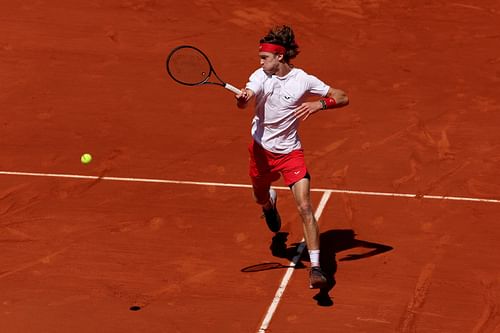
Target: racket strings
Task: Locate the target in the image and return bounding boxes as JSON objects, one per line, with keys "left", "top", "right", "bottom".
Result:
{"left": 167, "top": 48, "right": 211, "bottom": 85}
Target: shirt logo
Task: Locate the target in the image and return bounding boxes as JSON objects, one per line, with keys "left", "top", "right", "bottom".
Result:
{"left": 284, "top": 96, "right": 291, "bottom": 100}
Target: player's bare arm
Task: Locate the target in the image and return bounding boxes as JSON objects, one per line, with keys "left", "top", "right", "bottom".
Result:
{"left": 295, "top": 87, "right": 349, "bottom": 121}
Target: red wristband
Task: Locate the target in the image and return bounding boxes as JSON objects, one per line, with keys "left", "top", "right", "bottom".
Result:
{"left": 320, "top": 97, "right": 337, "bottom": 109}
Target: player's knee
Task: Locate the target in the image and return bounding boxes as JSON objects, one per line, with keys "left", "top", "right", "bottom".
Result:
{"left": 296, "top": 202, "right": 313, "bottom": 218}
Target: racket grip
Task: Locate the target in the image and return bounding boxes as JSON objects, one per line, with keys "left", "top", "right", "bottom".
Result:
{"left": 224, "top": 83, "right": 241, "bottom": 94}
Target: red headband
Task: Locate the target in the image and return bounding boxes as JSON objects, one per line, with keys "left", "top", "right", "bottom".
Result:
{"left": 259, "top": 43, "right": 286, "bottom": 54}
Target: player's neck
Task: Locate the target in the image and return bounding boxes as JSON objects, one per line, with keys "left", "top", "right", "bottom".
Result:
{"left": 275, "top": 63, "right": 292, "bottom": 78}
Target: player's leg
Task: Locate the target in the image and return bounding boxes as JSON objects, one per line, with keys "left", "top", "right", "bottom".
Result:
{"left": 290, "top": 177, "right": 319, "bottom": 256}
{"left": 290, "top": 178, "right": 328, "bottom": 289}
{"left": 280, "top": 149, "right": 319, "bottom": 254}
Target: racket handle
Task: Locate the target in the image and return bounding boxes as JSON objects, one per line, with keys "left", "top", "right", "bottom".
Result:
{"left": 224, "top": 83, "right": 241, "bottom": 94}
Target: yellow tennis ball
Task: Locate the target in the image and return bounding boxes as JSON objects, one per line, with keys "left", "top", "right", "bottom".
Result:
{"left": 81, "top": 153, "right": 92, "bottom": 164}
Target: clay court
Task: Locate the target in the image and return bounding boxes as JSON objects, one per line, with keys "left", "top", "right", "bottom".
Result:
{"left": 1, "top": 1, "right": 500, "bottom": 332}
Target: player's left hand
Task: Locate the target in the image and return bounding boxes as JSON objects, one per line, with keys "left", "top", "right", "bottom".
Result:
{"left": 294, "top": 101, "right": 323, "bottom": 121}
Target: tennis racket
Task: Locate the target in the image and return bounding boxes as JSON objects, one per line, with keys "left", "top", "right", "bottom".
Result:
{"left": 166, "top": 45, "right": 241, "bottom": 94}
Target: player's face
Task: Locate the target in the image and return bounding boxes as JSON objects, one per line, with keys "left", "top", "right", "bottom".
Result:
{"left": 259, "top": 52, "right": 281, "bottom": 75}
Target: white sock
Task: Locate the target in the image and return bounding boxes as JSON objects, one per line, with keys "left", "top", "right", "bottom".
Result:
{"left": 309, "top": 250, "right": 320, "bottom": 267}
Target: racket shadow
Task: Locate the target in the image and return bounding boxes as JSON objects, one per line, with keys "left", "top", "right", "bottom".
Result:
{"left": 240, "top": 261, "right": 306, "bottom": 273}
{"left": 240, "top": 232, "right": 306, "bottom": 273}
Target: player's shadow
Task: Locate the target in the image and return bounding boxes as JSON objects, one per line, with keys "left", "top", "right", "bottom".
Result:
{"left": 270, "top": 229, "right": 393, "bottom": 307}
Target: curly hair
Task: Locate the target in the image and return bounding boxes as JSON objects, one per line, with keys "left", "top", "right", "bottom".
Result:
{"left": 259, "top": 25, "right": 300, "bottom": 62}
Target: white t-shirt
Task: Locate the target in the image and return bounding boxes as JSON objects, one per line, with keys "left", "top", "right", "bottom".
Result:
{"left": 245, "top": 67, "right": 330, "bottom": 154}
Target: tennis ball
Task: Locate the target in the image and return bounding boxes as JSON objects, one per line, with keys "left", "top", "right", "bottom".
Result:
{"left": 81, "top": 153, "right": 92, "bottom": 164}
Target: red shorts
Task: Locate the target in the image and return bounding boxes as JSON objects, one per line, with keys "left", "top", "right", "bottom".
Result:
{"left": 248, "top": 140, "right": 308, "bottom": 204}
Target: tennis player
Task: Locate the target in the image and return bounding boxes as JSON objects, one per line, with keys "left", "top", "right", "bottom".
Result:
{"left": 236, "top": 25, "right": 349, "bottom": 289}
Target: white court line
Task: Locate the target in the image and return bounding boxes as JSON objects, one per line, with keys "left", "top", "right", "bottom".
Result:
{"left": 257, "top": 191, "right": 331, "bottom": 333}
{"left": 1, "top": 170, "right": 499, "bottom": 204}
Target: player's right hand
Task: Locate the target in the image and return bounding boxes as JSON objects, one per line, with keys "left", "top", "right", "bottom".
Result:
{"left": 236, "top": 88, "right": 252, "bottom": 108}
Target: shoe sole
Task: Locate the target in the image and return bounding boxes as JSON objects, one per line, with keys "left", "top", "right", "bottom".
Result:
{"left": 264, "top": 212, "right": 281, "bottom": 232}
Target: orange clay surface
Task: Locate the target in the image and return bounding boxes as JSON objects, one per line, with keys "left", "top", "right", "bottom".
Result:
{"left": 1, "top": 1, "right": 500, "bottom": 332}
